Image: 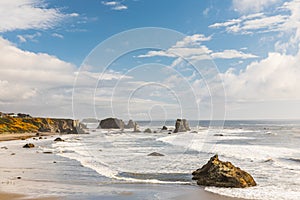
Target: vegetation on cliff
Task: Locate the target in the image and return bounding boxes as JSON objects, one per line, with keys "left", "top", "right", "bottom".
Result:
{"left": 0, "top": 113, "right": 81, "bottom": 134}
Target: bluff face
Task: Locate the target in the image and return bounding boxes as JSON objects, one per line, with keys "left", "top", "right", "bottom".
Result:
{"left": 0, "top": 114, "right": 83, "bottom": 134}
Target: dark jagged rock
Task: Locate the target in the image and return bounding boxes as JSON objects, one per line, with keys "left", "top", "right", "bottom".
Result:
{"left": 147, "top": 152, "right": 164, "bottom": 156}
{"left": 174, "top": 119, "right": 190, "bottom": 133}
{"left": 214, "top": 134, "right": 224, "bottom": 136}
{"left": 98, "top": 118, "right": 125, "bottom": 129}
{"left": 161, "top": 126, "right": 168, "bottom": 130}
{"left": 54, "top": 137, "right": 64, "bottom": 142}
{"left": 192, "top": 155, "right": 257, "bottom": 188}
{"left": 23, "top": 143, "right": 35, "bottom": 148}
{"left": 125, "top": 120, "right": 135, "bottom": 129}
{"left": 144, "top": 128, "right": 152, "bottom": 133}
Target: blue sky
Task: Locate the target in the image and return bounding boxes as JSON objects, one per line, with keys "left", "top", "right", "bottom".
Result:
{"left": 0, "top": 0, "right": 300, "bottom": 120}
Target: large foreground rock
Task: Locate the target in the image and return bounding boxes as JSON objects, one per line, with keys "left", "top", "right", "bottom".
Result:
{"left": 174, "top": 119, "right": 190, "bottom": 133}
{"left": 192, "top": 155, "right": 256, "bottom": 188}
{"left": 98, "top": 118, "right": 125, "bottom": 129}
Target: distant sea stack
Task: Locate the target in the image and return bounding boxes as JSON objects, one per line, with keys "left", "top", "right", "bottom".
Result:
{"left": 174, "top": 119, "right": 190, "bottom": 133}
{"left": 0, "top": 112, "right": 85, "bottom": 134}
{"left": 97, "top": 118, "right": 125, "bottom": 129}
{"left": 125, "top": 120, "right": 135, "bottom": 129}
{"left": 192, "top": 155, "right": 257, "bottom": 188}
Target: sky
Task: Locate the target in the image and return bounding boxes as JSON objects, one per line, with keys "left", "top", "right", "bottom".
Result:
{"left": 0, "top": 0, "right": 300, "bottom": 120}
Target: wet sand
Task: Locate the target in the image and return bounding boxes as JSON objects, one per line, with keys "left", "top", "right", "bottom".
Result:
{"left": 0, "top": 132, "right": 57, "bottom": 142}
{"left": 0, "top": 192, "right": 60, "bottom": 200}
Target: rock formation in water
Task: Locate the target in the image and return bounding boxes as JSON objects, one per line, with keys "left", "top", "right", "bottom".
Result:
{"left": 125, "top": 120, "right": 135, "bottom": 129}
{"left": 192, "top": 155, "right": 257, "bottom": 188}
{"left": 133, "top": 122, "right": 141, "bottom": 132}
{"left": 161, "top": 126, "right": 168, "bottom": 130}
{"left": 174, "top": 119, "right": 190, "bottom": 133}
{"left": 97, "top": 118, "right": 125, "bottom": 129}
{"left": 144, "top": 128, "right": 152, "bottom": 133}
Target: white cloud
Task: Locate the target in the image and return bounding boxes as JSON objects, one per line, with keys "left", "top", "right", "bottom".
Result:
{"left": 138, "top": 34, "right": 212, "bottom": 59}
{"left": 203, "top": 8, "right": 210, "bottom": 16}
{"left": 51, "top": 33, "right": 64, "bottom": 39}
{"left": 112, "top": 5, "right": 128, "bottom": 10}
{"left": 211, "top": 49, "right": 258, "bottom": 59}
{"left": 232, "top": 0, "right": 282, "bottom": 14}
{"left": 102, "top": 1, "right": 128, "bottom": 10}
{"left": 139, "top": 34, "right": 257, "bottom": 62}
{"left": 0, "top": 0, "right": 74, "bottom": 32}
{"left": 102, "top": 1, "right": 118, "bottom": 6}
{"left": 0, "top": 36, "right": 130, "bottom": 117}
{"left": 17, "top": 32, "right": 42, "bottom": 43}
{"left": 174, "top": 34, "right": 212, "bottom": 47}
{"left": 17, "top": 35, "right": 26, "bottom": 43}
{"left": 138, "top": 50, "right": 177, "bottom": 58}
{"left": 209, "top": 13, "right": 287, "bottom": 35}
{"left": 221, "top": 51, "right": 300, "bottom": 101}
{"left": 69, "top": 13, "right": 79, "bottom": 17}
{"left": 0, "top": 36, "right": 75, "bottom": 91}
{"left": 211, "top": 0, "right": 300, "bottom": 45}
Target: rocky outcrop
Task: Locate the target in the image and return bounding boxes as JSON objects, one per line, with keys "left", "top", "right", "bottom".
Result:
{"left": 144, "top": 128, "right": 152, "bottom": 133}
{"left": 192, "top": 155, "right": 257, "bottom": 188}
{"left": 0, "top": 114, "right": 84, "bottom": 134}
{"left": 161, "top": 126, "right": 168, "bottom": 130}
{"left": 174, "top": 119, "right": 190, "bottom": 133}
{"left": 38, "top": 118, "right": 81, "bottom": 134}
{"left": 125, "top": 120, "right": 135, "bottom": 129}
{"left": 98, "top": 118, "right": 125, "bottom": 129}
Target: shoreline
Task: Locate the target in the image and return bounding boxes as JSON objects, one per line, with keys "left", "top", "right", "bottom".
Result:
{"left": 0, "top": 132, "right": 249, "bottom": 200}
{"left": 0, "top": 132, "right": 60, "bottom": 142}
{"left": 0, "top": 186, "right": 246, "bottom": 200}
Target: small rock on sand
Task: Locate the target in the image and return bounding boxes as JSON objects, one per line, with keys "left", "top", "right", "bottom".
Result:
{"left": 54, "top": 137, "right": 64, "bottom": 142}
{"left": 147, "top": 152, "right": 164, "bottom": 156}
{"left": 23, "top": 143, "right": 35, "bottom": 148}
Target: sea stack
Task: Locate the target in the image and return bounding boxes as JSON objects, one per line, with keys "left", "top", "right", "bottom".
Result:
{"left": 97, "top": 118, "right": 125, "bottom": 129}
{"left": 125, "top": 120, "right": 135, "bottom": 129}
{"left": 192, "top": 155, "right": 257, "bottom": 188}
{"left": 133, "top": 122, "right": 141, "bottom": 132}
{"left": 174, "top": 119, "right": 190, "bottom": 133}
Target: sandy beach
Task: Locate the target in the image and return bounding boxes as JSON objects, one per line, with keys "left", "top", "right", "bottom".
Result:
{"left": 0, "top": 132, "right": 248, "bottom": 200}
{"left": 0, "top": 132, "right": 57, "bottom": 142}
{"left": 0, "top": 192, "right": 60, "bottom": 200}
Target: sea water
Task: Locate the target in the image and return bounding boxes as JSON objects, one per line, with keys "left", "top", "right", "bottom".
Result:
{"left": 48, "top": 120, "right": 300, "bottom": 200}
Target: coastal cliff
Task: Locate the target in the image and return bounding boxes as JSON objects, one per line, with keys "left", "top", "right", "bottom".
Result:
{"left": 0, "top": 113, "right": 84, "bottom": 134}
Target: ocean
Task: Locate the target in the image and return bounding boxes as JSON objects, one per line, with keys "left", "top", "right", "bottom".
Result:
{"left": 1, "top": 120, "right": 300, "bottom": 199}
{"left": 55, "top": 120, "right": 300, "bottom": 199}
